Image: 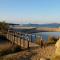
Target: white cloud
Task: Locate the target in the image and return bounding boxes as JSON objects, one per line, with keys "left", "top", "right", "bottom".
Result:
{"left": 0, "top": 16, "right": 60, "bottom": 24}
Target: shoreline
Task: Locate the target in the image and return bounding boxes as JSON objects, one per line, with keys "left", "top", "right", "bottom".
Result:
{"left": 37, "top": 27, "right": 60, "bottom": 32}
{"left": 11, "top": 26, "right": 60, "bottom": 32}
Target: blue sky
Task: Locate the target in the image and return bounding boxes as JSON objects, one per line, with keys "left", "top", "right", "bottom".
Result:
{"left": 0, "top": 0, "right": 60, "bottom": 24}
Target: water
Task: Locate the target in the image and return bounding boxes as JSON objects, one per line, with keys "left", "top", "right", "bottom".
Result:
{"left": 35, "top": 32, "right": 60, "bottom": 41}
{"left": 25, "top": 32, "right": 60, "bottom": 42}
{"left": 13, "top": 29, "right": 60, "bottom": 42}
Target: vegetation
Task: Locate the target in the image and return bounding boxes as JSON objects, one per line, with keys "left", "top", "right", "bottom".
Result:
{"left": 51, "top": 55, "right": 60, "bottom": 60}
{"left": 47, "top": 36, "right": 58, "bottom": 45}
{"left": 0, "top": 21, "right": 9, "bottom": 32}
{"left": 35, "top": 38, "right": 47, "bottom": 47}
{"left": 35, "top": 38, "right": 41, "bottom": 45}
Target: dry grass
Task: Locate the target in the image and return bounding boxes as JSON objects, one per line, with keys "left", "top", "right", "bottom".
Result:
{"left": 0, "top": 44, "right": 55, "bottom": 60}
{"left": 37, "top": 27, "right": 60, "bottom": 32}
{"left": 51, "top": 55, "right": 60, "bottom": 60}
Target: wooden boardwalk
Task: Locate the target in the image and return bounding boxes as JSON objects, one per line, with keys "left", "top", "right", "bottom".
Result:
{"left": 3, "top": 30, "right": 39, "bottom": 49}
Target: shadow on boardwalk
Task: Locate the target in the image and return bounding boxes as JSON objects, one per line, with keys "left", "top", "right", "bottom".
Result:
{"left": 0, "top": 35, "right": 8, "bottom": 43}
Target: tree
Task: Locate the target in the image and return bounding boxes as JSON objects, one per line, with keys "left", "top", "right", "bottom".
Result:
{"left": 0, "top": 21, "right": 9, "bottom": 32}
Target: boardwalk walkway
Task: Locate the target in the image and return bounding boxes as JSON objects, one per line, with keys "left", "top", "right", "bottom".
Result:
{"left": 1, "top": 30, "right": 39, "bottom": 49}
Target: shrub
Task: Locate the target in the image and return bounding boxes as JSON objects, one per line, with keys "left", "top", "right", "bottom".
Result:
{"left": 47, "top": 36, "right": 58, "bottom": 45}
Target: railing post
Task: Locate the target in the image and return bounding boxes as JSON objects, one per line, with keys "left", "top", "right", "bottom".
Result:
{"left": 27, "top": 34, "right": 29, "bottom": 48}
{"left": 23, "top": 33, "right": 25, "bottom": 48}
{"left": 28, "top": 40, "right": 29, "bottom": 48}
{"left": 7, "top": 32, "right": 8, "bottom": 39}
{"left": 17, "top": 32, "right": 18, "bottom": 44}
{"left": 20, "top": 33, "right": 21, "bottom": 48}
{"left": 9, "top": 33, "right": 10, "bottom": 40}
{"left": 14, "top": 32, "right": 15, "bottom": 43}
{"left": 35, "top": 34, "right": 36, "bottom": 40}
{"left": 30, "top": 34, "right": 32, "bottom": 42}
{"left": 12, "top": 32, "right": 14, "bottom": 45}
{"left": 40, "top": 36, "right": 43, "bottom": 48}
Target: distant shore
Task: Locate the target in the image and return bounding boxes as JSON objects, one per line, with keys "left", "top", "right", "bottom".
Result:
{"left": 11, "top": 26, "right": 60, "bottom": 32}
{"left": 37, "top": 27, "right": 60, "bottom": 32}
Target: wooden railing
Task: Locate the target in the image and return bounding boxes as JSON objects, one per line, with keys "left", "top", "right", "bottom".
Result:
{"left": 1, "top": 30, "right": 35, "bottom": 49}
{"left": 0, "top": 30, "right": 40, "bottom": 49}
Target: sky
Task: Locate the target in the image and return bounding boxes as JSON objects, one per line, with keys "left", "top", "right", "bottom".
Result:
{"left": 0, "top": 0, "right": 60, "bottom": 24}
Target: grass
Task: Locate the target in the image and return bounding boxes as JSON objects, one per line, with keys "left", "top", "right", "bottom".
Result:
{"left": 51, "top": 55, "right": 60, "bottom": 60}
{"left": 47, "top": 36, "right": 58, "bottom": 45}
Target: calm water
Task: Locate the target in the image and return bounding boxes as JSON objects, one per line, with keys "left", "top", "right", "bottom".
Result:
{"left": 13, "top": 29, "right": 60, "bottom": 42}
{"left": 32, "top": 32, "right": 60, "bottom": 41}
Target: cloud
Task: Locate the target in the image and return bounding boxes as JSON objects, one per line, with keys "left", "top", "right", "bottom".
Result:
{"left": 0, "top": 16, "right": 60, "bottom": 24}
